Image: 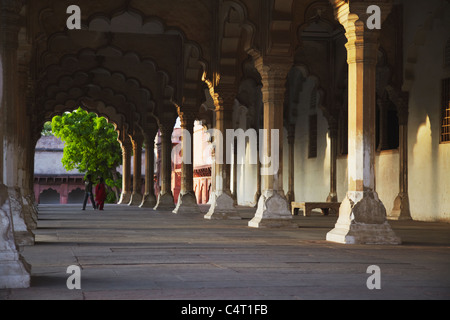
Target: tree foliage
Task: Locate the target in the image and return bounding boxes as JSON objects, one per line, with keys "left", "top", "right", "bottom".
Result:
{"left": 41, "top": 121, "right": 54, "bottom": 136}
{"left": 51, "top": 108, "right": 122, "bottom": 199}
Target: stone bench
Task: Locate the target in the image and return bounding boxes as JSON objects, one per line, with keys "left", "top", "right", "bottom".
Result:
{"left": 291, "top": 202, "right": 341, "bottom": 216}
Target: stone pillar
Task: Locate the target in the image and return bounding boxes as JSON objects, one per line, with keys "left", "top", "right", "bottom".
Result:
{"left": 129, "top": 134, "right": 143, "bottom": 206}
{"left": 207, "top": 142, "right": 216, "bottom": 204}
{"left": 326, "top": 0, "right": 400, "bottom": 244}
{"left": 18, "top": 68, "right": 37, "bottom": 230}
{"left": 248, "top": 58, "right": 292, "bottom": 228}
{"left": 140, "top": 127, "right": 158, "bottom": 208}
{"left": 326, "top": 117, "right": 338, "bottom": 203}
{"left": 253, "top": 129, "right": 261, "bottom": 207}
{"left": 388, "top": 90, "right": 411, "bottom": 220}
{"left": 0, "top": 1, "right": 34, "bottom": 246}
{"left": 118, "top": 136, "right": 132, "bottom": 204}
{"left": 232, "top": 142, "right": 238, "bottom": 205}
{"left": 173, "top": 111, "right": 201, "bottom": 214}
{"left": 154, "top": 117, "right": 175, "bottom": 211}
{"left": 377, "top": 96, "right": 389, "bottom": 151}
{"left": 204, "top": 88, "right": 238, "bottom": 220}
{"left": 0, "top": 0, "right": 31, "bottom": 288}
{"left": 285, "top": 124, "right": 295, "bottom": 207}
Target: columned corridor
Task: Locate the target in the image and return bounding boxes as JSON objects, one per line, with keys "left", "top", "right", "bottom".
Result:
{"left": 1, "top": 204, "right": 449, "bottom": 300}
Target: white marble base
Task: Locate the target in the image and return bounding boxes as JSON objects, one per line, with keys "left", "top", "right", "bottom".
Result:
{"left": 204, "top": 191, "right": 240, "bottom": 220}
{"left": 248, "top": 190, "right": 293, "bottom": 228}
{"left": 173, "top": 192, "right": 201, "bottom": 215}
{"left": 128, "top": 193, "right": 143, "bottom": 206}
{"left": 154, "top": 192, "right": 175, "bottom": 211}
{"left": 139, "top": 193, "right": 157, "bottom": 208}
{"left": 118, "top": 192, "right": 132, "bottom": 205}
{"left": 326, "top": 191, "right": 401, "bottom": 245}
{"left": 0, "top": 184, "right": 31, "bottom": 288}
{"left": 0, "top": 252, "right": 31, "bottom": 289}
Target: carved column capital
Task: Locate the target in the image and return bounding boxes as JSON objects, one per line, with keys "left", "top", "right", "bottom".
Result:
{"left": 329, "top": 0, "right": 393, "bottom": 65}
{"left": 178, "top": 109, "right": 197, "bottom": 129}
{"left": 252, "top": 56, "right": 292, "bottom": 105}
{"left": 158, "top": 112, "right": 176, "bottom": 137}
{"left": 215, "top": 85, "right": 237, "bottom": 112}
{"left": 120, "top": 137, "right": 132, "bottom": 153}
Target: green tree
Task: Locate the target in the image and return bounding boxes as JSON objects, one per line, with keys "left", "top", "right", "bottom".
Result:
{"left": 51, "top": 108, "right": 122, "bottom": 202}
{"left": 41, "top": 121, "right": 54, "bottom": 136}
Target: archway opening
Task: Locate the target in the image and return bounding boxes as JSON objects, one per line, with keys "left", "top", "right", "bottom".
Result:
{"left": 34, "top": 107, "right": 123, "bottom": 207}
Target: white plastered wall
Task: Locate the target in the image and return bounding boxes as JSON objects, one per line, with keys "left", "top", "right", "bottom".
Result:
{"left": 404, "top": 0, "right": 450, "bottom": 222}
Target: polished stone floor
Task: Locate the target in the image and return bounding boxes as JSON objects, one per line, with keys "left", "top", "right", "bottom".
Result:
{"left": 1, "top": 204, "right": 450, "bottom": 300}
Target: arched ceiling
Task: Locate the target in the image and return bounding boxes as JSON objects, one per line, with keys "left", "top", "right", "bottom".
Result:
{"left": 18, "top": 0, "right": 401, "bottom": 143}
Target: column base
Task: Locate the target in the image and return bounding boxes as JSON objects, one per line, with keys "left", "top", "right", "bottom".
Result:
{"left": 23, "top": 190, "right": 38, "bottom": 222}
{"left": 128, "top": 193, "right": 143, "bottom": 206}
{"left": 326, "top": 191, "right": 401, "bottom": 245}
{"left": 118, "top": 192, "right": 131, "bottom": 205}
{"left": 0, "top": 184, "right": 31, "bottom": 289}
{"left": 14, "top": 230, "right": 35, "bottom": 247}
{"left": 9, "top": 187, "right": 35, "bottom": 246}
{"left": 0, "top": 252, "right": 31, "bottom": 289}
{"left": 204, "top": 191, "right": 240, "bottom": 220}
{"left": 139, "top": 193, "right": 157, "bottom": 208}
{"left": 173, "top": 192, "right": 201, "bottom": 215}
{"left": 21, "top": 194, "right": 37, "bottom": 230}
{"left": 248, "top": 190, "right": 293, "bottom": 228}
{"left": 388, "top": 192, "right": 412, "bottom": 221}
{"left": 154, "top": 192, "right": 175, "bottom": 211}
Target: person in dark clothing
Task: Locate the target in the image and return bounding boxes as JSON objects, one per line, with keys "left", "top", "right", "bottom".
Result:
{"left": 95, "top": 177, "right": 107, "bottom": 211}
{"left": 82, "top": 174, "right": 97, "bottom": 210}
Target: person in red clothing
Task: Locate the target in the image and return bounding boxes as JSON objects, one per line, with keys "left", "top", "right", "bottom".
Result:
{"left": 95, "top": 177, "right": 107, "bottom": 211}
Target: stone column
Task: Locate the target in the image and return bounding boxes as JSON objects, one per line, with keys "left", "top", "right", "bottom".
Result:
{"left": 140, "top": 127, "right": 158, "bottom": 208}
{"left": 326, "top": 117, "right": 338, "bottom": 203}
{"left": 253, "top": 129, "right": 261, "bottom": 207}
{"left": 18, "top": 69, "right": 37, "bottom": 231}
{"left": 326, "top": 0, "right": 400, "bottom": 244}
{"left": 204, "top": 88, "right": 238, "bottom": 220}
{"left": 388, "top": 89, "right": 411, "bottom": 220}
{"left": 248, "top": 58, "right": 292, "bottom": 228}
{"left": 154, "top": 117, "right": 175, "bottom": 211}
{"left": 118, "top": 136, "right": 132, "bottom": 204}
{"left": 173, "top": 111, "right": 201, "bottom": 214}
{"left": 377, "top": 96, "right": 389, "bottom": 151}
{"left": 0, "top": 1, "right": 34, "bottom": 246}
{"left": 285, "top": 124, "right": 295, "bottom": 207}
{"left": 128, "top": 134, "right": 143, "bottom": 206}
{"left": 232, "top": 142, "right": 238, "bottom": 205}
{"left": 0, "top": 0, "right": 31, "bottom": 288}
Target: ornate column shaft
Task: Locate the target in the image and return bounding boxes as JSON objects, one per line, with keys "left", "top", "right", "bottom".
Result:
{"left": 118, "top": 137, "right": 132, "bottom": 204}
{"left": 388, "top": 89, "right": 411, "bottom": 220}
{"left": 326, "top": 0, "right": 400, "bottom": 244}
{"left": 253, "top": 129, "right": 261, "bottom": 207}
{"left": 140, "top": 127, "right": 158, "bottom": 208}
{"left": 0, "top": 0, "right": 31, "bottom": 289}
{"left": 204, "top": 87, "right": 239, "bottom": 220}
{"left": 154, "top": 115, "right": 175, "bottom": 211}
{"left": 285, "top": 124, "right": 295, "bottom": 207}
{"left": 129, "top": 134, "right": 143, "bottom": 206}
{"left": 18, "top": 66, "right": 37, "bottom": 231}
{"left": 173, "top": 110, "right": 201, "bottom": 214}
{"left": 248, "top": 57, "right": 293, "bottom": 228}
